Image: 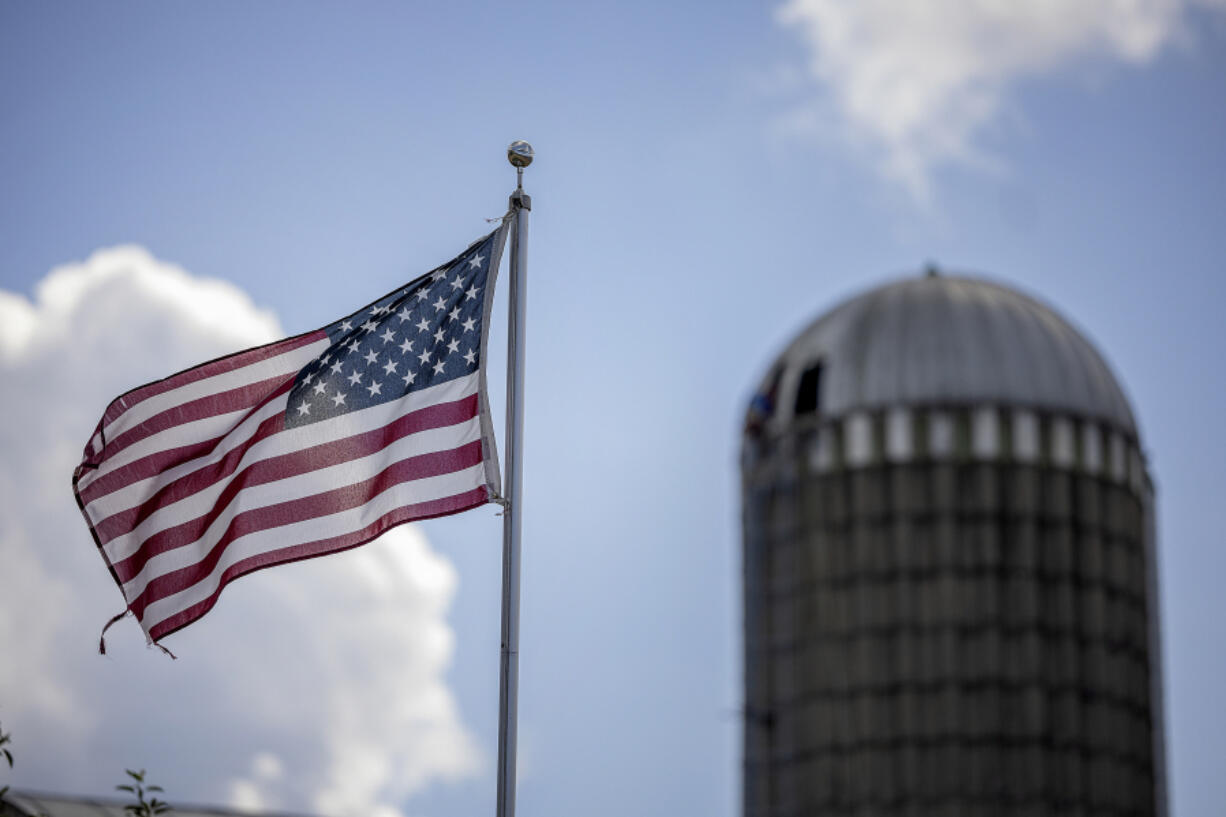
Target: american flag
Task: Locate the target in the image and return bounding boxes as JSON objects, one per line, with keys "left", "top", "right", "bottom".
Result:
{"left": 73, "top": 224, "right": 508, "bottom": 644}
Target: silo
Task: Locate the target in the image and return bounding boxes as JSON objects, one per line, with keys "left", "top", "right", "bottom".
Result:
{"left": 741, "top": 273, "right": 1165, "bottom": 817}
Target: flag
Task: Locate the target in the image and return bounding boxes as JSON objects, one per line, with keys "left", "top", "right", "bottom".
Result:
{"left": 73, "top": 223, "right": 509, "bottom": 644}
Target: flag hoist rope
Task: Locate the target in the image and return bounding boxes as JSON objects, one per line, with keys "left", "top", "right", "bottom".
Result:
{"left": 497, "top": 140, "right": 533, "bottom": 817}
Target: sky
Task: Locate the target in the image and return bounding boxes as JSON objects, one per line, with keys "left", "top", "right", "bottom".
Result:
{"left": 1, "top": 2, "right": 1224, "bottom": 816}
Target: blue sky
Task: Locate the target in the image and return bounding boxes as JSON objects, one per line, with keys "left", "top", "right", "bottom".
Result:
{"left": 1, "top": 2, "right": 1224, "bottom": 816}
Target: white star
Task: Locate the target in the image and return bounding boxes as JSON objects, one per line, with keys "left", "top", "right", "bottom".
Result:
{"left": 432, "top": 296, "right": 447, "bottom": 312}
{"left": 364, "top": 349, "right": 378, "bottom": 365}
{"left": 297, "top": 401, "right": 311, "bottom": 416}
{"left": 399, "top": 338, "right": 414, "bottom": 354}
{"left": 432, "top": 268, "right": 447, "bottom": 281}
{"left": 330, "top": 360, "right": 344, "bottom": 375}
{"left": 397, "top": 307, "right": 413, "bottom": 323}
{"left": 367, "top": 380, "right": 382, "bottom": 396}
{"left": 462, "top": 317, "right": 476, "bottom": 333}
{"left": 340, "top": 319, "right": 354, "bottom": 332}
{"left": 313, "top": 380, "right": 328, "bottom": 395}
{"left": 449, "top": 277, "right": 464, "bottom": 291}
{"left": 332, "top": 391, "right": 347, "bottom": 407}
{"left": 433, "top": 360, "right": 446, "bottom": 375}
{"left": 433, "top": 328, "right": 445, "bottom": 344}
{"left": 416, "top": 317, "right": 431, "bottom": 333}
{"left": 383, "top": 359, "right": 398, "bottom": 375}
{"left": 345, "top": 339, "right": 359, "bottom": 353}
{"left": 416, "top": 288, "right": 429, "bottom": 301}
{"left": 347, "top": 370, "right": 363, "bottom": 386}
{"left": 448, "top": 307, "right": 461, "bottom": 322}
{"left": 468, "top": 252, "right": 484, "bottom": 269}
{"left": 402, "top": 371, "right": 416, "bottom": 386}
{"left": 446, "top": 338, "right": 460, "bottom": 354}
{"left": 303, "top": 371, "right": 315, "bottom": 385}
{"left": 463, "top": 348, "right": 476, "bottom": 365}
{"left": 417, "top": 349, "right": 432, "bottom": 365}
{"left": 465, "top": 285, "right": 480, "bottom": 301}
{"left": 360, "top": 319, "right": 378, "bottom": 333}
{"left": 380, "top": 327, "right": 396, "bottom": 344}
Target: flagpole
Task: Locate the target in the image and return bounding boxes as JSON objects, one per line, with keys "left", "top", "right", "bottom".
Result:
{"left": 497, "top": 140, "right": 532, "bottom": 817}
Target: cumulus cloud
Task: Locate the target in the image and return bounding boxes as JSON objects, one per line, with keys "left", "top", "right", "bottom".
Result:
{"left": 776, "top": 0, "right": 1226, "bottom": 198}
{"left": 0, "top": 247, "right": 479, "bottom": 815}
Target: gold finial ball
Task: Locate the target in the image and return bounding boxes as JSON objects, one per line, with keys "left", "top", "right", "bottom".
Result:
{"left": 507, "top": 140, "right": 534, "bottom": 168}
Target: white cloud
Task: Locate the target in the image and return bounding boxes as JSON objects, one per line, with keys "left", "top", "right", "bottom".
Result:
{"left": 0, "top": 247, "right": 479, "bottom": 815}
{"left": 776, "top": 0, "right": 1226, "bottom": 198}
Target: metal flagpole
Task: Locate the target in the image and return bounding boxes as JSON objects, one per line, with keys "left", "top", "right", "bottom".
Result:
{"left": 497, "top": 140, "right": 532, "bottom": 817}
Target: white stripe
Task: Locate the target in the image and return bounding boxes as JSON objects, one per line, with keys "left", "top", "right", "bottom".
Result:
{"left": 79, "top": 341, "right": 326, "bottom": 494}
{"left": 100, "top": 339, "right": 329, "bottom": 444}
{"left": 85, "top": 407, "right": 255, "bottom": 488}
{"left": 84, "top": 373, "right": 480, "bottom": 526}
{"left": 108, "top": 413, "right": 482, "bottom": 577}
{"left": 82, "top": 394, "right": 292, "bottom": 522}
{"left": 136, "top": 462, "right": 488, "bottom": 630}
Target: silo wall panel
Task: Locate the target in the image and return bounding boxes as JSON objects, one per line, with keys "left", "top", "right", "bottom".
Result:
{"left": 742, "top": 449, "right": 1159, "bottom": 817}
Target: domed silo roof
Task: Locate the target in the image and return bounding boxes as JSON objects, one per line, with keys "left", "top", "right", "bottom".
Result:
{"left": 751, "top": 272, "right": 1139, "bottom": 439}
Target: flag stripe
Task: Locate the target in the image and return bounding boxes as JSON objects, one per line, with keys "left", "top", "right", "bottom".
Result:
{"left": 79, "top": 371, "right": 305, "bottom": 495}
{"left": 85, "top": 373, "right": 479, "bottom": 533}
{"left": 79, "top": 434, "right": 232, "bottom": 511}
{"left": 81, "top": 409, "right": 254, "bottom": 493}
{"left": 101, "top": 373, "right": 293, "bottom": 464}
{"left": 93, "top": 391, "right": 480, "bottom": 548}
{"left": 77, "top": 381, "right": 295, "bottom": 507}
{"left": 98, "top": 333, "right": 327, "bottom": 443}
{"left": 80, "top": 337, "right": 325, "bottom": 493}
{"left": 110, "top": 410, "right": 482, "bottom": 586}
{"left": 87, "top": 414, "right": 284, "bottom": 535}
{"left": 129, "top": 457, "right": 488, "bottom": 623}
{"left": 144, "top": 485, "right": 490, "bottom": 642}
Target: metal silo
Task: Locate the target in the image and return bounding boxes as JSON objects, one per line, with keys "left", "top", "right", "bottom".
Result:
{"left": 741, "top": 273, "right": 1165, "bottom": 817}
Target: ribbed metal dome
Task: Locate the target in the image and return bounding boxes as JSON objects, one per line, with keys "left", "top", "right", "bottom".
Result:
{"left": 757, "top": 273, "right": 1138, "bottom": 437}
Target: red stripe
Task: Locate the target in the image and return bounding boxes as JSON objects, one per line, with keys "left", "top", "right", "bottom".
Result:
{"left": 79, "top": 435, "right": 228, "bottom": 508}
{"left": 126, "top": 439, "right": 486, "bottom": 619}
{"left": 79, "top": 380, "right": 295, "bottom": 507}
{"left": 102, "top": 394, "right": 480, "bottom": 570}
{"left": 91, "top": 414, "right": 282, "bottom": 542}
{"left": 82, "top": 420, "right": 103, "bottom": 460}
{"left": 97, "top": 393, "right": 478, "bottom": 546}
{"left": 145, "top": 485, "right": 490, "bottom": 641}
{"left": 102, "top": 373, "right": 293, "bottom": 464}
{"left": 100, "top": 332, "right": 325, "bottom": 432}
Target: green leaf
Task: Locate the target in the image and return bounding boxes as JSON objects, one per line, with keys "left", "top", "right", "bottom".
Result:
{"left": 148, "top": 786, "right": 164, "bottom": 793}
{"left": 2, "top": 748, "right": 12, "bottom": 767}
{"left": 117, "top": 785, "right": 136, "bottom": 793}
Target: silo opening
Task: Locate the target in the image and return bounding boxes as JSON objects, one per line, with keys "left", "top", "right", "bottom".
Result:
{"left": 794, "top": 361, "right": 823, "bottom": 417}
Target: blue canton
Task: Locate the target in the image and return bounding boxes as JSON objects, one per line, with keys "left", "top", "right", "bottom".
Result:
{"left": 285, "top": 230, "right": 498, "bottom": 428}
